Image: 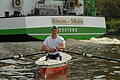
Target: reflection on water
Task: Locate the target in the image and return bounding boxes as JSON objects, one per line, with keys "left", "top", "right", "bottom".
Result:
{"left": 0, "top": 37, "right": 120, "bottom": 80}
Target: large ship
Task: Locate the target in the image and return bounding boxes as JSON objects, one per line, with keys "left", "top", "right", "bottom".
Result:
{"left": 0, "top": 0, "right": 106, "bottom": 41}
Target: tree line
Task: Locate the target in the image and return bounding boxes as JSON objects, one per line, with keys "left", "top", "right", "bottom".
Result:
{"left": 95, "top": 0, "right": 120, "bottom": 20}
{"left": 95, "top": 0, "right": 120, "bottom": 34}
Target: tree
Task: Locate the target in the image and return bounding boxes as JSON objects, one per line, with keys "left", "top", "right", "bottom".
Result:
{"left": 95, "top": 0, "right": 120, "bottom": 20}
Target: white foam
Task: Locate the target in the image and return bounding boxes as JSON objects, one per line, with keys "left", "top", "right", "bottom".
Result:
{"left": 80, "top": 37, "right": 120, "bottom": 44}
{"left": 94, "top": 75, "right": 106, "bottom": 79}
{"left": 114, "top": 71, "right": 120, "bottom": 74}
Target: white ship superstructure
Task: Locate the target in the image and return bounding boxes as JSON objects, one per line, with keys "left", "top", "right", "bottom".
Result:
{"left": 0, "top": 0, "right": 106, "bottom": 41}
{"left": 0, "top": 0, "right": 84, "bottom": 17}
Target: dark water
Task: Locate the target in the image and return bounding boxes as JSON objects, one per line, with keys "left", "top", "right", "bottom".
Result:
{"left": 0, "top": 38, "right": 120, "bottom": 80}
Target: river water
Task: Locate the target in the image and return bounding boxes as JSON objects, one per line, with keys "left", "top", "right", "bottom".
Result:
{"left": 0, "top": 37, "right": 120, "bottom": 80}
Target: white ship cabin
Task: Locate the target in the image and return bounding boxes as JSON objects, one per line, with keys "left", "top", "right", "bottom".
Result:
{"left": 0, "top": 0, "right": 84, "bottom": 18}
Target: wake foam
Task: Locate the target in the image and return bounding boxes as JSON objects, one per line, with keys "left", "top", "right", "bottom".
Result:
{"left": 80, "top": 37, "right": 120, "bottom": 44}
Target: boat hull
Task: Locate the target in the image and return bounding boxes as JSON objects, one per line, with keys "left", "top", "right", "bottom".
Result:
{"left": 35, "top": 64, "right": 69, "bottom": 79}
{"left": 35, "top": 52, "right": 72, "bottom": 79}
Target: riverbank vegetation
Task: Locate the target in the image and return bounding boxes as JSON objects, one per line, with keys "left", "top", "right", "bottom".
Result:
{"left": 95, "top": 0, "right": 120, "bottom": 34}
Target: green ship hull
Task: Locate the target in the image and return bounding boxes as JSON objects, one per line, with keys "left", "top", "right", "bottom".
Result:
{"left": 0, "top": 16, "right": 106, "bottom": 40}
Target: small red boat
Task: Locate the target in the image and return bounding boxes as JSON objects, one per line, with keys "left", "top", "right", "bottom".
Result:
{"left": 35, "top": 52, "right": 72, "bottom": 80}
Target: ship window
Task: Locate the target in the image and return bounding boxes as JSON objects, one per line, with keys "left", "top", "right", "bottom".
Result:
{"left": 38, "top": 0, "right": 45, "bottom": 4}
{"left": 70, "top": 2, "right": 74, "bottom": 8}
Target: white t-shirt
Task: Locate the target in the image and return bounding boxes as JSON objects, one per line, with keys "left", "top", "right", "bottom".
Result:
{"left": 43, "top": 35, "right": 65, "bottom": 49}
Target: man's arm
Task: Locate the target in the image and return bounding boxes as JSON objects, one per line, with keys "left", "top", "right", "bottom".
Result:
{"left": 40, "top": 44, "right": 57, "bottom": 52}
{"left": 40, "top": 44, "right": 49, "bottom": 52}
{"left": 56, "top": 42, "right": 65, "bottom": 50}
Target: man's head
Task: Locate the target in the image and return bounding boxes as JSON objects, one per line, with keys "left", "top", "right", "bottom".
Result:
{"left": 51, "top": 26, "right": 58, "bottom": 30}
{"left": 51, "top": 26, "right": 58, "bottom": 35}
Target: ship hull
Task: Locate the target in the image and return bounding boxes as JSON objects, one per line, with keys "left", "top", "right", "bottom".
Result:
{"left": 0, "top": 16, "right": 106, "bottom": 40}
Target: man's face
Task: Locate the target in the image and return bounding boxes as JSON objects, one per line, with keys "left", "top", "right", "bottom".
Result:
{"left": 51, "top": 29, "right": 58, "bottom": 34}
{"left": 51, "top": 29, "right": 58, "bottom": 32}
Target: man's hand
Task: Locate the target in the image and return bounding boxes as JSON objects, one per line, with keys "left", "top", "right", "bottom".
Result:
{"left": 49, "top": 47, "right": 57, "bottom": 52}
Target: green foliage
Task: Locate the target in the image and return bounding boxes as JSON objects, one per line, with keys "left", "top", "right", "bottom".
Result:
{"left": 95, "top": 0, "right": 120, "bottom": 20}
{"left": 107, "top": 20, "right": 120, "bottom": 32}
{"left": 95, "top": 0, "right": 120, "bottom": 33}
{"left": 84, "top": 0, "right": 96, "bottom": 16}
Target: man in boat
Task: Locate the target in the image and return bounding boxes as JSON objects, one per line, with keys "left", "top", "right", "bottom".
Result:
{"left": 40, "top": 26, "right": 65, "bottom": 61}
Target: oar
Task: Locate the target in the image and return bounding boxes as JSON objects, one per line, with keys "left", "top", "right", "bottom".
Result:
{"left": 0, "top": 52, "right": 45, "bottom": 60}
{"left": 62, "top": 50, "right": 120, "bottom": 63}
